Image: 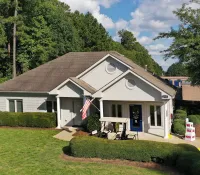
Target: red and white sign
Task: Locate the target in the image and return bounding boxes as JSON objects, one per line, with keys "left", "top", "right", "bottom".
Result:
{"left": 185, "top": 118, "right": 195, "bottom": 141}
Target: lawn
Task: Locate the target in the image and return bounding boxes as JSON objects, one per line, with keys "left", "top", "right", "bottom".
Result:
{"left": 0, "top": 128, "right": 171, "bottom": 175}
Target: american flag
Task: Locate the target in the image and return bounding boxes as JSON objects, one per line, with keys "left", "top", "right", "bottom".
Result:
{"left": 81, "top": 99, "right": 92, "bottom": 120}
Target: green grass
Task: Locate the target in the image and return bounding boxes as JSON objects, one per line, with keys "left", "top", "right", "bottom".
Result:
{"left": 0, "top": 128, "right": 170, "bottom": 175}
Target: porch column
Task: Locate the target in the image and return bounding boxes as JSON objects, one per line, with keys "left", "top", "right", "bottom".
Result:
{"left": 56, "top": 96, "right": 61, "bottom": 129}
{"left": 100, "top": 99, "right": 104, "bottom": 118}
{"left": 164, "top": 102, "right": 169, "bottom": 139}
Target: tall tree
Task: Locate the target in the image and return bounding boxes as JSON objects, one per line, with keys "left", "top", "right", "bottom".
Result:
{"left": 166, "top": 62, "right": 188, "bottom": 76}
{"left": 155, "top": 0, "right": 200, "bottom": 85}
{"left": 118, "top": 29, "right": 136, "bottom": 50}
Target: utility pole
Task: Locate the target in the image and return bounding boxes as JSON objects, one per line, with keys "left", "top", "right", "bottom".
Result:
{"left": 13, "top": 0, "right": 18, "bottom": 78}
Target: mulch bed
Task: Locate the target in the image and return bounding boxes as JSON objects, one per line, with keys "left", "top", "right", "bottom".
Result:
{"left": 72, "top": 130, "right": 90, "bottom": 136}
{"left": 61, "top": 154, "right": 180, "bottom": 175}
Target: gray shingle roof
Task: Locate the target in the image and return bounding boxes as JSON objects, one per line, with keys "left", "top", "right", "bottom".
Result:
{"left": 0, "top": 51, "right": 176, "bottom": 96}
{"left": 69, "top": 77, "right": 96, "bottom": 94}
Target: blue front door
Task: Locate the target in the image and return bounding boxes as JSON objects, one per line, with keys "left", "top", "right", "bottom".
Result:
{"left": 130, "top": 105, "right": 142, "bottom": 132}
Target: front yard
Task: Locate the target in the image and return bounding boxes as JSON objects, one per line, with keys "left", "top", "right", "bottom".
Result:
{"left": 0, "top": 128, "right": 171, "bottom": 175}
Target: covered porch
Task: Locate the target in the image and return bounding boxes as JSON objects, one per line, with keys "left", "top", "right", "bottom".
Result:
{"left": 99, "top": 100, "right": 172, "bottom": 138}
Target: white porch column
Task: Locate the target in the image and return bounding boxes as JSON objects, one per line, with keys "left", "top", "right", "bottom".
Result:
{"left": 56, "top": 96, "right": 61, "bottom": 129}
{"left": 100, "top": 99, "right": 104, "bottom": 118}
{"left": 164, "top": 102, "right": 169, "bottom": 139}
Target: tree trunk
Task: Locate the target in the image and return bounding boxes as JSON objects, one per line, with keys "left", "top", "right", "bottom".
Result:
{"left": 13, "top": 0, "right": 17, "bottom": 78}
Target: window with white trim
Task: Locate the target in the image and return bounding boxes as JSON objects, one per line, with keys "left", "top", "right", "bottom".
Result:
{"left": 106, "top": 62, "right": 116, "bottom": 74}
{"left": 46, "top": 101, "right": 57, "bottom": 112}
{"left": 9, "top": 99, "right": 23, "bottom": 112}
{"left": 150, "top": 105, "right": 162, "bottom": 127}
{"left": 111, "top": 104, "right": 122, "bottom": 117}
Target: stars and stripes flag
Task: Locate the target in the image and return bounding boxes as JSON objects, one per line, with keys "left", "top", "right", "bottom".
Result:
{"left": 81, "top": 99, "right": 92, "bottom": 120}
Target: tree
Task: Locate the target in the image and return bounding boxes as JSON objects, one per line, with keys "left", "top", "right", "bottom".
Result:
{"left": 155, "top": 0, "right": 200, "bottom": 85}
{"left": 166, "top": 62, "right": 188, "bottom": 76}
{"left": 118, "top": 29, "right": 136, "bottom": 50}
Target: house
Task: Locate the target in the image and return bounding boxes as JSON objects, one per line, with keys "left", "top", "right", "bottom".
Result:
{"left": 161, "top": 76, "right": 200, "bottom": 114}
{"left": 161, "top": 76, "right": 189, "bottom": 87}
{"left": 0, "top": 52, "right": 176, "bottom": 138}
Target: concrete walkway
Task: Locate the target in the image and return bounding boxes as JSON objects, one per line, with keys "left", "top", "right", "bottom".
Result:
{"left": 53, "top": 128, "right": 200, "bottom": 149}
{"left": 53, "top": 127, "right": 77, "bottom": 141}
{"left": 137, "top": 132, "right": 200, "bottom": 149}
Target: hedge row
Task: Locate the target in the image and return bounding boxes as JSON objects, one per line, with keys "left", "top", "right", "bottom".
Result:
{"left": 0, "top": 112, "right": 56, "bottom": 128}
{"left": 176, "top": 151, "right": 200, "bottom": 175}
{"left": 69, "top": 136, "right": 198, "bottom": 166}
{"left": 188, "top": 115, "right": 200, "bottom": 125}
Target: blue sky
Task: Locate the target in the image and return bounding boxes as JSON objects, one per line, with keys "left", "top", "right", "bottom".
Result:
{"left": 60, "top": 0, "right": 195, "bottom": 71}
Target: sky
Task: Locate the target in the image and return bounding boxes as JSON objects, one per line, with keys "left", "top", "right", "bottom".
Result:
{"left": 59, "top": 0, "right": 198, "bottom": 71}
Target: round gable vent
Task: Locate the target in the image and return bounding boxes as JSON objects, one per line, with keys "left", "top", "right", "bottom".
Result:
{"left": 126, "top": 79, "right": 136, "bottom": 89}
{"left": 106, "top": 62, "right": 116, "bottom": 74}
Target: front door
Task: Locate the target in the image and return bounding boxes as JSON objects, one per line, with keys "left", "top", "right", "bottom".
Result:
{"left": 130, "top": 105, "right": 142, "bottom": 132}
{"left": 72, "top": 99, "right": 82, "bottom": 126}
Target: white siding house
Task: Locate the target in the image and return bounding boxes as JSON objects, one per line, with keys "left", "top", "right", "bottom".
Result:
{"left": 0, "top": 52, "right": 176, "bottom": 138}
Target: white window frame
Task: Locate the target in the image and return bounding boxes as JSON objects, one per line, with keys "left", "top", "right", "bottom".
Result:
{"left": 150, "top": 105, "right": 162, "bottom": 128}
{"left": 8, "top": 99, "right": 23, "bottom": 112}
{"left": 111, "top": 104, "right": 122, "bottom": 117}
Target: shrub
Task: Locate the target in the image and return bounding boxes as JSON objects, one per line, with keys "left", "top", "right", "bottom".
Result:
{"left": 69, "top": 136, "right": 198, "bottom": 165}
{"left": 176, "top": 151, "right": 200, "bottom": 175}
{"left": 174, "top": 113, "right": 187, "bottom": 120}
{"left": 188, "top": 115, "right": 200, "bottom": 125}
{"left": 175, "top": 109, "right": 187, "bottom": 115}
{"left": 172, "top": 121, "right": 185, "bottom": 135}
{"left": 0, "top": 112, "right": 56, "bottom": 128}
{"left": 86, "top": 114, "right": 101, "bottom": 132}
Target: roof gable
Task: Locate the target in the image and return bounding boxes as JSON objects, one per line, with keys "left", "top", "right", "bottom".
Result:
{"left": 0, "top": 51, "right": 176, "bottom": 96}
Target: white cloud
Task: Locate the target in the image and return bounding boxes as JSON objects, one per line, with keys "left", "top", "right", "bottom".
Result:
{"left": 59, "top": 0, "right": 119, "bottom": 29}
{"left": 137, "top": 36, "right": 152, "bottom": 44}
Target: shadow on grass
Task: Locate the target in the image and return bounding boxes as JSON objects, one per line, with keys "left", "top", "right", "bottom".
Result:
{"left": 62, "top": 146, "right": 71, "bottom": 155}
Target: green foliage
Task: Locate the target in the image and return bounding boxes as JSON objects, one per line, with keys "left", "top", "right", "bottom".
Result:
{"left": 176, "top": 151, "right": 200, "bottom": 175}
{"left": 118, "top": 29, "right": 136, "bottom": 50}
{"left": 155, "top": 1, "right": 200, "bottom": 85}
{"left": 0, "top": 112, "right": 56, "bottom": 128}
{"left": 0, "top": 0, "right": 163, "bottom": 80}
{"left": 86, "top": 114, "right": 101, "bottom": 133}
{"left": 174, "top": 113, "right": 187, "bottom": 120}
{"left": 69, "top": 136, "right": 198, "bottom": 165}
{"left": 175, "top": 109, "right": 187, "bottom": 115}
{"left": 166, "top": 62, "right": 188, "bottom": 76}
{"left": 172, "top": 120, "right": 186, "bottom": 135}
{"left": 188, "top": 115, "right": 200, "bottom": 125}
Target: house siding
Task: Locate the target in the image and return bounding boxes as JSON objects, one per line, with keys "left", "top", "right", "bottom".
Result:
{"left": 0, "top": 93, "right": 55, "bottom": 112}
{"left": 103, "top": 100, "right": 166, "bottom": 137}
{"left": 80, "top": 56, "right": 128, "bottom": 90}
{"left": 102, "top": 73, "right": 162, "bottom": 101}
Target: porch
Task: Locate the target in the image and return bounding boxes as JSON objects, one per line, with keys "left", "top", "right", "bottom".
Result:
{"left": 99, "top": 100, "right": 172, "bottom": 138}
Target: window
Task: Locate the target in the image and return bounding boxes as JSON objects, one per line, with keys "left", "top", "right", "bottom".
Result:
{"left": 126, "top": 79, "right": 136, "bottom": 89}
{"left": 150, "top": 105, "right": 155, "bottom": 126}
{"left": 150, "top": 105, "right": 162, "bottom": 127}
{"left": 106, "top": 62, "right": 116, "bottom": 74}
{"left": 46, "top": 101, "right": 57, "bottom": 113}
{"left": 111, "top": 104, "right": 122, "bottom": 117}
{"left": 156, "top": 106, "right": 161, "bottom": 126}
{"left": 9, "top": 99, "right": 23, "bottom": 112}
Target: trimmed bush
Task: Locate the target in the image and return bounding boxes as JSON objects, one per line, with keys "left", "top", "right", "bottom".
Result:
{"left": 188, "top": 115, "right": 200, "bottom": 125}
{"left": 176, "top": 151, "right": 200, "bottom": 175}
{"left": 86, "top": 114, "right": 101, "bottom": 132}
{"left": 0, "top": 112, "right": 56, "bottom": 128}
{"left": 174, "top": 113, "right": 187, "bottom": 120}
{"left": 69, "top": 136, "right": 198, "bottom": 165}
{"left": 172, "top": 120, "right": 185, "bottom": 135}
{"left": 175, "top": 109, "right": 187, "bottom": 115}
